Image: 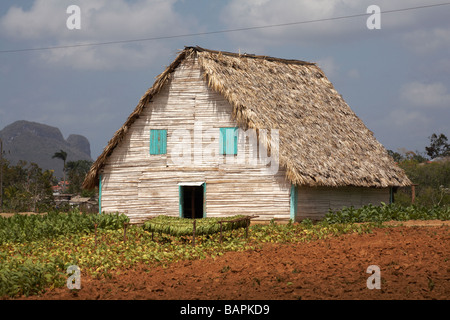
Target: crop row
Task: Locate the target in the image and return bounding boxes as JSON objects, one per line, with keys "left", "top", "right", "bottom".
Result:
{"left": 0, "top": 211, "right": 373, "bottom": 298}
{"left": 324, "top": 203, "right": 450, "bottom": 224}
{"left": 0, "top": 210, "right": 129, "bottom": 244}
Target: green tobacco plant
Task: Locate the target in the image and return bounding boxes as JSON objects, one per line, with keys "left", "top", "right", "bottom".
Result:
{"left": 142, "top": 215, "right": 249, "bottom": 236}
{"left": 0, "top": 210, "right": 129, "bottom": 244}
{"left": 325, "top": 203, "right": 450, "bottom": 224}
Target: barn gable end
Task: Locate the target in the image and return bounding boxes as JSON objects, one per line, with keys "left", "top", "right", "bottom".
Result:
{"left": 98, "top": 54, "right": 291, "bottom": 222}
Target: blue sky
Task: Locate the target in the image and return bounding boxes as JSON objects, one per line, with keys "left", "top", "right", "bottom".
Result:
{"left": 0, "top": 0, "right": 449, "bottom": 159}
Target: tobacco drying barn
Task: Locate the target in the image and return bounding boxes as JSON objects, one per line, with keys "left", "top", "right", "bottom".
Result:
{"left": 83, "top": 46, "right": 411, "bottom": 223}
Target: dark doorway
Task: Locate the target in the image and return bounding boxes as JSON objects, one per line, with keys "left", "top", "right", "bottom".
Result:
{"left": 180, "top": 185, "right": 204, "bottom": 219}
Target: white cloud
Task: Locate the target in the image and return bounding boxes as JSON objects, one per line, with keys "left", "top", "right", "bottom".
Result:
{"left": 221, "top": 0, "right": 429, "bottom": 46}
{"left": 0, "top": 0, "right": 191, "bottom": 70}
{"left": 402, "top": 27, "right": 450, "bottom": 55}
{"left": 388, "top": 108, "right": 430, "bottom": 128}
{"left": 400, "top": 81, "right": 450, "bottom": 108}
{"left": 37, "top": 42, "right": 168, "bottom": 71}
{"left": 1, "top": 0, "right": 182, "bottom": 41}
{"left": 0, "top": 1, "right": 67, "bottom": 39}
{"left": 382, "top": 103, "right": 449, "bottom": 151}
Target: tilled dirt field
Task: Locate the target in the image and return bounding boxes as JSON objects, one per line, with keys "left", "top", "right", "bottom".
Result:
{"left": 19, "top": 223, "right": 450, "bottom": 301}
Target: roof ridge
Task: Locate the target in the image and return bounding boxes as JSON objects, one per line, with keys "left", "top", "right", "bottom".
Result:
{"left": 186, "top": 46, "right": 316, "bottom": 66}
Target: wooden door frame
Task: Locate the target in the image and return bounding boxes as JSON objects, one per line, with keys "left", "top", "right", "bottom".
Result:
{"left": 179, "top": 182, "right": 206, "bottom": 218}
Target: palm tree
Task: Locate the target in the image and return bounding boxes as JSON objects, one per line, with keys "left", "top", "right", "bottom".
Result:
{"left": 52, "top": 150, "right": 67, "bottom": 193}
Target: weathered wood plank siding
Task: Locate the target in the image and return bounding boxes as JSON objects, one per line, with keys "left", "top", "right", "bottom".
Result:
{"left": 295, "top": 186, "right": 390, "bottom": 221}
{"left": 100, "top": 57, "right": 291, "bottom": 222}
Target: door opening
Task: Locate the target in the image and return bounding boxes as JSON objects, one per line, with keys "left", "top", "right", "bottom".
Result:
{"left": 180, "top": 185, "right": 204, "bottom": 219}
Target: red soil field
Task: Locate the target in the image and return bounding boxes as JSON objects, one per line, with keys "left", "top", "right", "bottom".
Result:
{"left": 21, "top": 223, "right": 450, "bottom": 300}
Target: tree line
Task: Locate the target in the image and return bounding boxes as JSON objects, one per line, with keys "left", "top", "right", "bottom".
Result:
{"left": 388, "top": 133, "right": 449, "bottom": 163}
{"left": 0, "top": 150, "right": 93, "bottom": 212}
{"left": 388, "top": 133, "right": 450, "bottom": 207}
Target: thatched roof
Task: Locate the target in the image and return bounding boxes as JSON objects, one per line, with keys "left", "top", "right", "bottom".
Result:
{"left": 83, "top": 46, "right": 411, "bottom": 189}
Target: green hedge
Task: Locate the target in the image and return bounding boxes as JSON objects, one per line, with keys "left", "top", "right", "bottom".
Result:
{"left": 324, "top": 203, "right": 450, "bottom": 224}
{"left": 0, "top": 210, "right": 129, "bottom": 244}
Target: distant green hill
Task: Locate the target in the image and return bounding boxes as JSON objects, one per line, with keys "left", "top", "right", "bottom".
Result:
{"left": 0, "top": 120, "right": 92, "bottom": 179}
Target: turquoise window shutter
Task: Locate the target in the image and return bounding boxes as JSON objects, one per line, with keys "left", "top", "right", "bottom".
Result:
{"left": 160, "top": 130, "right": 167, "bottom": 154}
{"left": 290, "top": 185, "right": 297, "bottom": 221}
{"left": 150, "top": 130, "right": 157, "bottom": 154}
{"left": 219, "top": 128, "right": 226, "bottom": 155}
{"left": 219, "top": 127, "right": 238, "bottom": 155}
{"left": 150, "top": 129, "right": 167, "bottom": 155}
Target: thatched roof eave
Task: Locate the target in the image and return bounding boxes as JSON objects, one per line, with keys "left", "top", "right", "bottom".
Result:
{"left": 83, "top": 46, "right": 411, "bottom": 190}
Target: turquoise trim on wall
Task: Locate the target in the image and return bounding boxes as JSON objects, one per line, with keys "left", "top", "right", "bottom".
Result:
{"left": 203, "top": 182, "right": 206, "bottom": 218}
{"left": 178, "top": 183, "right": 206, "bottom": 218}
{"left": 290, "top": 185, "right": 297, "bottom": 221}
{"left": 98, "top": 174, "right": 102, "bottom": 214}
{"left": 179, "top": 185, "right": 183, "bottom": 217}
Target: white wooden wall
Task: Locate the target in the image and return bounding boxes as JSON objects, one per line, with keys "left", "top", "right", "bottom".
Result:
{"left": 296, "top": 186, "right": 390, "bottom": 221}
{"left": 101, "top": 56, "right": 291, "bottom": 223}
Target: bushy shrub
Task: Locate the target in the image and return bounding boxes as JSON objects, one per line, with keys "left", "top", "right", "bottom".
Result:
{"left": 396, "top": 160, "right": 450, "bottom": 207}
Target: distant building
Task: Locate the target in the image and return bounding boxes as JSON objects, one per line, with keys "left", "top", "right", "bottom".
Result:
{"left": 52, "top": 180, "right": 70, "bottom": 195}
{"left": 69, "top": 195, "right": 98, "bottom": 213}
